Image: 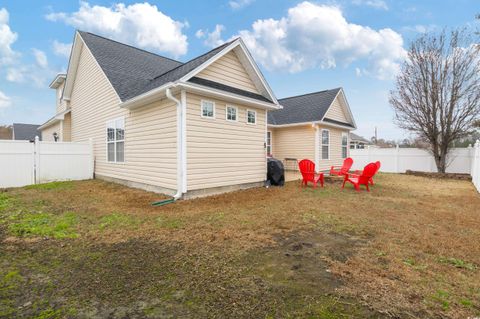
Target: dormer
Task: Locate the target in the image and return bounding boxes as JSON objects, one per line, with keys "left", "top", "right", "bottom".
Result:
{"left": 49, "top": 74, "right": 67, "bottom": 113}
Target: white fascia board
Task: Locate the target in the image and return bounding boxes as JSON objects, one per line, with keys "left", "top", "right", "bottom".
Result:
{"left": 236, "top": 38, "right": 278, "bottom": 105}
{"left": 119, "top": 82, "right": 174, "bottom": 109}
{"left": 320, "top": 88, "right": 357, "bottom": 129}
{"left": 62, "top": 32, "right": 83, "bottom": 101}
{"left": 38, "top": 109, "right": 71, "bottom": 130}
{"left": 178, "top": 38, "right": 279, "bottom": 105}
{"left": 49, "top": 74, "right": 66, "bottom": 89}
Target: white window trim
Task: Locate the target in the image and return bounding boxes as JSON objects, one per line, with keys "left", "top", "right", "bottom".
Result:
{"left": 321, "top": 129, "right": 330, "bottom": 160}
{"left": 266, "top": 130, "right": 273, "bottom": 155}
{"left": 341, "top": 132, "right": 348, "bottom": 158}
{"left": 246, "top": 109, "right": 257, "bottom": 125}
{"left": 225, "top": 105, "right": 238, "bottom": 122}
{"left": 200, "top": 99, "right": 216, "bottom": 119}
{"left": 106, "top": 116, "right": 125, "bottom": 164}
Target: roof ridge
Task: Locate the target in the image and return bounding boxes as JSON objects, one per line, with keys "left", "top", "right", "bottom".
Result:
{"left": 150, "top": 39, "right": 236, "bottom": 81}
{"left": 77, "top": 30, "right": 183, "bottom": 65}
{"left": 279, "top": 87, "right": 342, "bottom": 101}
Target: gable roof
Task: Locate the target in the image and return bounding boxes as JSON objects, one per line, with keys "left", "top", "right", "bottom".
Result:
{"left": 76, "top": 32, "right": 274, "bottom": 106}
{"left": 269, "top": 88, "right": 343, "bottom": 125}
{"left": 12, "top": 123, "right": 41, "bottom": 141}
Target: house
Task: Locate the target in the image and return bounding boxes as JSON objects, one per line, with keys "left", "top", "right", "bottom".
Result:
{"left": 267, "top": 88, "right": 357, "bottom": 172}
{"left": 39, "top": 31, "right": 280, "bottom": 199}
{"left": 12, "top": 123, "right": 41, "bottom": 141}
{"left": 350, "top": 132, "right": 371, "bottom": 149}
{"left": 0, "top": 125, "right": 12, "bottom": 140}
{"left": 39, "top": 74, "right": 71, "bottom": 142}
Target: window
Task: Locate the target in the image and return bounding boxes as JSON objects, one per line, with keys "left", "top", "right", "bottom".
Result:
{"left": 247, "top": 110, "right": 256, "bottom": 124}
{"left": 107, "top": 117, "right": 125, "bottom": 163}
{"left": 201, "top": 100, "right": 215, "bottom": 118}
{"left": 342, "top": 132, "right": 348, "bottom": 158}
{"left": 321, "top": 129, "right": 329, "bottom": 160}
{"left": 226, "top": 105, "right": 237, "bottom": 121}
{"left": 266, "top": 131, "right": 272, "bottom": 156}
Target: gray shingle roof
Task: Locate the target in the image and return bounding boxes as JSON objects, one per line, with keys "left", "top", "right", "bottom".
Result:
{"left": 350, "top": 132, "right": 371, "bottom": 143}
{"left": 78, "top": 31, "right": 238, "bottom": 101}
{"left": 268, "top": 88, "right": 341, "bottom": 125}
{"left": 188, "top": 77, "right": 272, "bottom": 103}
{"left": 12, "top": 123, "right": 41, "bottom": 141}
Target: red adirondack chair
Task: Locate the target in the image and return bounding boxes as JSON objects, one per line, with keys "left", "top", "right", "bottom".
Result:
{"left": 354, "top": 161, "right": 381, "bottom": 185}
{"left": 330, "top": 157, "right": 353, "bottom": 177}
{"left": 342, "top": 162, "right": 378, "bottom": 192}
{"left": 298, "top": 159, "right": 324, "bottom": 188}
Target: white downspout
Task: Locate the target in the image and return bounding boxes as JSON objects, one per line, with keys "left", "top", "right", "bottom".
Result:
{"left": 166, "top": 87, "right": 184, "bottom": 200}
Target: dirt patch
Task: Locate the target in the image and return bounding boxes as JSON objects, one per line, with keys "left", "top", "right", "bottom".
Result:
{"left": 405, "top": 170, "right": 471, "bottom": 180}
{"left": 0, "top": 233, "right": 382, "bottom": 319}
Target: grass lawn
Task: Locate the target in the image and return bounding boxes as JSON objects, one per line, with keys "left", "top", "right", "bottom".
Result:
{"left": 0, "top": 174, "right": 479, "bottom": 318}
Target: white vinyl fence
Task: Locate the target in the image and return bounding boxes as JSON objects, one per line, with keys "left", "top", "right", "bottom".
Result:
{"left": 0, "top": 137, "right": 93, "bottom": 188}
{"left": 350, "top": 146, "right": 473, "bottom": 174}
{"left": 350, "top": 143, "right": 480, "bottom": 193}
{"left": 472, "top": 141, "right": 480, "bottom": 192}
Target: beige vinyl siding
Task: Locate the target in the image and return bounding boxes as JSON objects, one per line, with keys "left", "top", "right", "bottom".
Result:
{"left": 56, "top": 82, "right": 68, "bottom": 113}
{"left": 186, "top": 93, "right": 266, "bottom": 190}
{"left": 69, "top": 41, "right": 178, "bottom": 191}
{"left": 324, "top": 96, "right": 349, "bottom": 123}
{"left": 316, "top": 126, "right": 349, "bottom": 172}
{"left": 197, "top": 51, "right": 259, "bottom": 94}
{"left": 270, "top": 125, "right": 316, "bottom": 164}
{"left": 62, "top": 113, "right": 71, "bottom": 142}
{"left": 41, "top": 122, "right": 61, "bottom": 141}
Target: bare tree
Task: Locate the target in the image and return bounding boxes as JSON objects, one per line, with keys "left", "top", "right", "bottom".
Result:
{"left": 389, "top": 29, "right": 480, "bottom": 172}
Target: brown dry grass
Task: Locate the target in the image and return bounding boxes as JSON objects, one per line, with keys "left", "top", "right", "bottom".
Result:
{"left": 1, "top": 173, "right": 479, "bottom": 318}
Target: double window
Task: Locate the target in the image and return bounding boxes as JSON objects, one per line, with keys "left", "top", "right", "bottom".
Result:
{"left": 247, "top": 109, "right": 256, "bottom": 124}
{"left": 107, "top": 118, "right": 125, "bottom": 163}
{"left": 201, "top": 100, "right": 215, "bottom": 118}
{"left": 226, "top": 105, "right": 237, "bottom": 121}
{"left": 321, "top": 129, "right": 329, "bottom": 160}
{"left": 342, "top": 132, "right": 348, "bottom": 158}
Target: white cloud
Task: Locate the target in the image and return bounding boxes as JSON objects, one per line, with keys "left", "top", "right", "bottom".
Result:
{"left": 52, "top": 40, "right": 72, "bottom": 57}
{"left": 229, "top": 0, "right": 255, "bottom": 10}
{"left": 32, "top": 48, "right": 48, "bottom": 68}
{"left": 6, "top": 62, "right": 58, "bottom": 88}
{"left": 402, "top": 24, "right": 438, "bottom": 34}
{"left": 0, "top": 90, "right": 11, "bottom": 109}
{"left": 0, "top": 8, "right": 19, "bottom": 65}
{"left": 227, "top": 2, "right": 405, "bottom": 79}
{"left": 45, "top": 1, "right": 188, "bottom": 57}
{"left": 196, "top": 24, "right": 225, "bottom": 48}
{"left": 352, "top": 0, "right": 388, "bottom": 10}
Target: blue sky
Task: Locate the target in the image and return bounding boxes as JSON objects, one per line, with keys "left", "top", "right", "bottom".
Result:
{"left": 0, "top": 0, "right": 478, "bottom": 140}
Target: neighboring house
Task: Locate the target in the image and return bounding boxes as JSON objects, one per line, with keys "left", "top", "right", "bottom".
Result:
{"left": 12, "top": 123, "right": 41, "bottom": 141}
{"left": 350, "top": 132, "right": 371, "bottom": 149}
{"left": 39, "top": 31, "right": 280, "bottom": 199}
{"left": 267, "top": 88, "right": 356, "bottom": 172}
{"left": 0, "top": 125, "right": 12, "bottom": 140}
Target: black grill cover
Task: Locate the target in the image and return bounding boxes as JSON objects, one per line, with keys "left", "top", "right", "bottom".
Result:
{"left": 267, "top": 157, "right": 285, "bottom": 186}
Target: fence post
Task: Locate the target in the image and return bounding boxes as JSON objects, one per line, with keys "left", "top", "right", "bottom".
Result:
{"left": 89, "top": 138, "right": 94, "bottom": 179}
{"left": 34, "top": 136, "right": 40, "bottom": 184}
{"left": 395, "top": 144, "right": 400, "bottom": 173}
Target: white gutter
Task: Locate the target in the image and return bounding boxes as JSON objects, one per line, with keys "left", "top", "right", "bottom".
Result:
{"left": 166, "top": 87, "right": 185, "bottom": 200}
